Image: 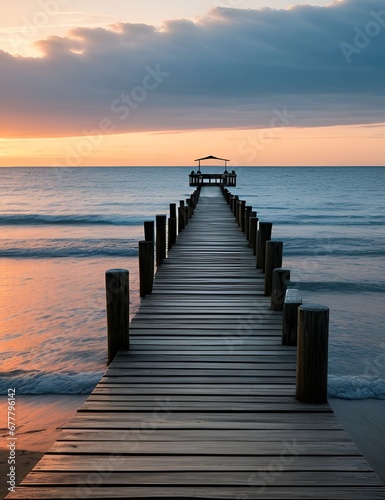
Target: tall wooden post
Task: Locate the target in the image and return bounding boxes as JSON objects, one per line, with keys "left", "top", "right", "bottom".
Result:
{"left": 190, "top": 194, "right": 195, "bottom": 214}
{"left": 139, "top": 241, "right": 154, "bottom": 297}
{"left": 178, "top": 201, "right": 185, "bottom": 233}
{"left": 170, "top": 203, "right": 177, "bottom": 222}
{"left": 105, "top": 269, "right": 129, "bottom": 365}
{"left": 196, "top": 186, "right": 201, "bottom": 204}
{"left": 239, "top": 201, "right": 246, "bottom": 230}
{"left": 257, "top": 222, "right": 272, "bottom": 270}
{"left": 282, "top": 289, "right": 302, "bottom": 346}
{"left": 245, "top": 206, "right": 252, "bottom": 239}
{"left": 271, "top": 268, "right": 290, "bottom": 311}
{"left": 169, "top": 204, "right": 177, "bottom": 249}
{"left": 194, "top": 189, "right": 199, "bottom": 207}
{"left": 233, "top": 196, "right": 239, "bottom": 217}
{"left": 156, "top": 215, "right": 166, "bottom": 267}
{"left": 296, "top": 305, "right": 329, "bottom": 404}
{"left": 144, "top": 221, "right": 154, "bottom": 242}
{"left": 264, "top": 241, "right": 283, "bottom": 296}
{"left": 168, "top": 218, "right": 176, "bottom": 251}
{"left": 184, "top": 206, "right": 189, "bottom": 225}
{"left": 249, "top": 216, "right": 258, "bottom": 254}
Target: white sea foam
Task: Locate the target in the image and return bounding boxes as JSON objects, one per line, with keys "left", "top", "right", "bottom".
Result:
{"left": 2, "top": 371, "right": 385, "bottom": 398}
{"left": 1, "top": 371, "right": 103, "bottom": 395}
{"left": 328, "top": 375, "right": 385, "bottom": 400}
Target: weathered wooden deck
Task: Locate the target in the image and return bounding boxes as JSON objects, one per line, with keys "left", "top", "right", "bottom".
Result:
{"left": 13, "top": 188, "right": 385, "bottom": 498}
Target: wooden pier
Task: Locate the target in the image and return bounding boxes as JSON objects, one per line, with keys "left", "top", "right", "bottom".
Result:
{"left": 12, "top": 187, "right": 385, "bottom": 499}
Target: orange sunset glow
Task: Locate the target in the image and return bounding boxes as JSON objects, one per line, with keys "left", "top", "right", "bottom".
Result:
{"left": 1, "top": 124, "right": 385, "bottom": 167}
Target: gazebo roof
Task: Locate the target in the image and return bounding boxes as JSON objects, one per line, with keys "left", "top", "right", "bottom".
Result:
{"left": 195, "top": 155, "right": 230, "bottom": 162}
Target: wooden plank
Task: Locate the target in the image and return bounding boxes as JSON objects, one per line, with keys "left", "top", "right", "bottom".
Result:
{"left": 11, "top": 486, "right": 385, "bottom": 499}
{"left": 57, "top": 429, "right": 352, "bottom": 442}
{"left": 65, "top": 411, "right": 340, "bottom": 426}
{"left": 32, "top": 454, "right": 374, "bottom": 472}
{"left": 48, "top": 440, "right": 360, "bottom": 455}
{"left": 78, "top": 402, "right": 331, "bottom": 412}
{"left": 23, "top": 471, "right": 383, "bottom": 487}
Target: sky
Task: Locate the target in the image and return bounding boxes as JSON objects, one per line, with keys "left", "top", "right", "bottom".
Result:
{"left": 0, "top": 0, "right": 384, "bottom": 166}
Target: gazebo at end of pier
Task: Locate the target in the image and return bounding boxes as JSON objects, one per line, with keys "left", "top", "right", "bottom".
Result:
{"left": 189, "top": 155, "right": 237, "bottom": 187}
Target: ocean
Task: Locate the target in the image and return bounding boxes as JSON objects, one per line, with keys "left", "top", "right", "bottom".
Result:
{"left": 1, "top": 166, "right": 385, "bottom": 399}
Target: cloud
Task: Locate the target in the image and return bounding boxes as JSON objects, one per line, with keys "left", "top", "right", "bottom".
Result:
{"left": 1, "top": 0, "right": 385, "bottom": 138}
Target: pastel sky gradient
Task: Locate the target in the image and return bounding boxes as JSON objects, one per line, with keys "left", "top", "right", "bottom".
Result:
{"left": 0, "top": 0, "right": 384, "bottom": 166}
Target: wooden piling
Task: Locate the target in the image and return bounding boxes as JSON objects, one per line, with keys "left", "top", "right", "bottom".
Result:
{"left": 264, "top": 241, "right": 283, "bottom": 296}
{"left": 170, "top": 203, "right": 177, "bottom": 220}
{"left": 239, "top": 201, "right": 246, "bottom": 230}
{"left": 168, "top": 218, "right": 176, "bottom": 251}
{"left": 194, "top": 186, "right": 201, "bottom": 206}
{"left": 144, "top": 221, "right": 154, "bottom": 242}
{"left": 190, "top": 194, "right": 195, "bottom": 214}
{"left": 105, "top": 269, "right": 129, "bottom": 365}
{"left": 257, "top": 222, "right": 272, "bottom": 270}
{"left": 244, "top": 206, "right": 252, "bottom": 237}
{"left": 271, "top": 268, "right": 291, "bottom": 311}
{"left": 139, "top": 241, "right": 154, "bottom": 297}
{"left": 186, "top": 199, "right": 191, "bottom": 221}
{"left": 296, "top": 304, "right": 329, "bottom": 404}
{"left": 156, "top": 215, "right": 167, "bottom": 267}
{"left": 192, "top": 188, "right": 197, "bottom": 207}
{"left": 178, "top": 201, "right": 185, "bottom": 232}
{"left": 169, "top": 204, "right": 177, "bottom": 249}
{"left": 249, "top": 216, "right": 258, "bottom": 254}
{"left": 282, "top": 288, "right": 302, "bottom": 346}
{"left": 233, "top": 195, "right": 239, "bottom": 216}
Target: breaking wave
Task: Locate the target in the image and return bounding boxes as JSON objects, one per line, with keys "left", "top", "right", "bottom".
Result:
{"left": 328, "top": 375, "right": 385, "bottom": 400}
{"left": 0, "top": 214, "right": 143, "bottom": 226}
{"left": 1, "top": 370, "right": 103, "bottom": 395}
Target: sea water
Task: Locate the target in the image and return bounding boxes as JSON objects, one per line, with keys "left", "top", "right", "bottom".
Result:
{"left": 0, "top": 166, "right": 384, "bottom": 399}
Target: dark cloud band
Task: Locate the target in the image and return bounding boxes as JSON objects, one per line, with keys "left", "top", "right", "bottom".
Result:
{"left": 1, "top": 0, "right": 384, "bottom": 138}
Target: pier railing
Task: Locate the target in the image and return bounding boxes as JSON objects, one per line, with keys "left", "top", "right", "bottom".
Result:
{"left": 189, "top": 172, "right": 237, "bottom": 187}
{"left": 105, "top": 184, "right": 329, "bottom": 405}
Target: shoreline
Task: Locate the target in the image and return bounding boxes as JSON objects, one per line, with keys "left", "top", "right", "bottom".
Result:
{"left": 1, "top": 395, "right": 384, "bottom": 498}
